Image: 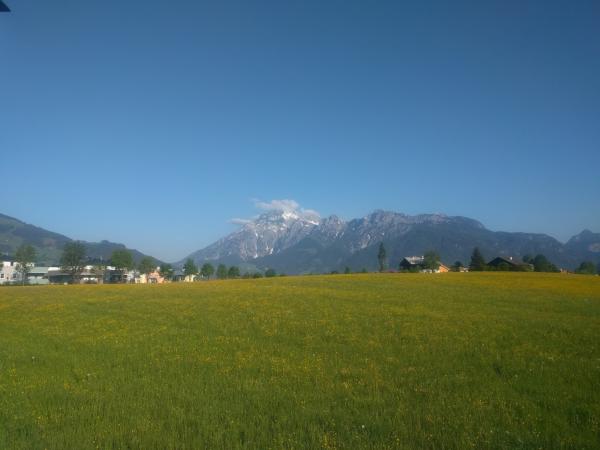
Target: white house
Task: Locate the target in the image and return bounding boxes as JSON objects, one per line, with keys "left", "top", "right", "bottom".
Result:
{"left": 0, "top": 261, "right": 21, "bottom": 284}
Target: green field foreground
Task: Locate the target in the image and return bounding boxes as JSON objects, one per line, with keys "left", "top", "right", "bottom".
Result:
{"left": 1, "top": 273, "right": 599, "bottom": 449}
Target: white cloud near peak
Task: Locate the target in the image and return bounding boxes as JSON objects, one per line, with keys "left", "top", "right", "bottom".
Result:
{"left": 229, "top": 218, "right": 253, "bottom": 225}
{"left": 254, "top": 199, "right": 300, "bottom": 213}
{"left": 229, "top": 199, "right": 320, "bottom": 226}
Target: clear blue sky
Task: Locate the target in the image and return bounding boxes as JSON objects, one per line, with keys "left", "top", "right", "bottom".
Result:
{"left": 1, "top": 0, "right": 599, "bottom": 262}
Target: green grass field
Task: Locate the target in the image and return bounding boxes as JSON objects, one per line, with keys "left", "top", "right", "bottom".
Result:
{"left": 1, "top": 273, "right": 599, "bottom": 449}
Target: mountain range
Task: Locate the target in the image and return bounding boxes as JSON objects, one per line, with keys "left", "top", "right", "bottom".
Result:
{"left": 0, "top": 213, "right": 160, "bottom": 266}
{"left": 180, "top": 209, "right": 600, "bottom": 274}
{"left": 2, "top": 210, "right": 599, "bottom": 273}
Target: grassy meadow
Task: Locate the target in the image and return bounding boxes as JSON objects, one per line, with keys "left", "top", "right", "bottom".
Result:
{"left": 1, "top": 273, "right": 599, "bottom": 449}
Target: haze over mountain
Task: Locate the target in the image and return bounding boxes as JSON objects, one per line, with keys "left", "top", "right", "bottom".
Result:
{"left": 0, "top": 213, "right": 161, "bottom": 266}
{"left": 180, "top": 202, "right": 600, "bottom": 274}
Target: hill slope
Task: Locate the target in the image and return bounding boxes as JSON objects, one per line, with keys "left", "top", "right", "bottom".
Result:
{"left": 0, "top": 213, "right": 161, "bottom": 265}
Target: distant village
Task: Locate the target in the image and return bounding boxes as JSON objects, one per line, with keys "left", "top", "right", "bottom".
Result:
{"left": 1, "top": 241, "right": 595, "bottom": 286}
{"left": 0, "top": 261, "right": 186, "bottom": 285}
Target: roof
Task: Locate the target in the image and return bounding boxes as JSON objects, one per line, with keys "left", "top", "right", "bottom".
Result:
{"left": 27, "top": 267, "right": 51, "bottom": 275}
{"left": 487, "top": 256, "right": 528, "bottom": 266}
{"left": 402, "top": 256, "right": 425, "bottom": 265}
{"left": 47, "top": 271, "right": 71, "bottom": 277}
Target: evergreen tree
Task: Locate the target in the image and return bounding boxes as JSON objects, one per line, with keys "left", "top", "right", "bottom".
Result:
{"left": 216, "top": 264, "right": 228, "bottom": 279}
{"left": 183, "top": 258, "right": 198, "bottom": 279}
{"left": 201, "top": 263, "right": 214, "bottom": 280}
{"left": 377, "top": 242, "right": 387, "bottom": 272}
{"left": 159, "top": 263, "right": 174, "bottom": 280}
{"left": 575, "top": 261, "right": 597, "bottom": 275}
{"left": 469, "top": 247, "right": 487, "bottom": 271}
{"left": 344, "top": 266, "right": 351, "bottom": 274}
{"left": 138, "top": 256, "right": 155, "bottom": 276}
{"left": 532, "top": 254, "right": 558, "bottom": 273}
{"left": 265, "top": 268, "right": 277, "bottom": 278}
{"left": 227, "top": 266, "right": 240, "bottom": 278}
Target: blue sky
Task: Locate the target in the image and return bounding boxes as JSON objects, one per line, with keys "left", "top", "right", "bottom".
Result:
{"left": 1, "top": 0, "right": 599, "bottom": 261}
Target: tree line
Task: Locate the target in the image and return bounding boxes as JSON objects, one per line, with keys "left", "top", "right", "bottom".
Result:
{"left": 7, "top": 242, "right": 600, "bottom": 286}
{"left": 181, "top": 259, "right": 279, "bottom": 280}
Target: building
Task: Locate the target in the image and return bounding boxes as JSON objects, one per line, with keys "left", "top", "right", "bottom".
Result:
{"left": 399, "top": 256, "right": 425, "bottom": 271}
{"left": 27, "top": 267, "right": 61, "bottom": 285}
{"left": 399, "top": 256, "right": 449, "bottom": 273}
{"left": 487, "top": 256, "right": 533, "bottom": 271}
{"left": 47, "top": 270, "right": 72, "bottom": 285}
{"left": 103, "top": 267, "right": 136, "bottom": 283}
{"left": 0, "top": 261, "right": 20, "bottom": 284}
{"left": 172, "top": 270, "right": 186, "bottom": 282}
{"left": 46, "top": 266, "right": 105, "bottom": 284}
{"left": 79, "top": 268, "right": 105, "bottom": 284}
{"left": 437, "top": 263, "right": 450, "bottom": 273}
{"left": 135, "top": 268, "right": 165, "bottom": 284}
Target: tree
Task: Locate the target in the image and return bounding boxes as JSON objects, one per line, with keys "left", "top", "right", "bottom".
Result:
{"left": 15, "top": 244, "right": 36, "bottom": 285}
{"left": 60, "top": 241, "right": 86, "bottom": 284}
{"left": 216, "top": 264, "right": 228, "bottom": 279}
{"left": 452, "top": 261, "right": 463, "bottom": 271}
{"left": 252, "top": 272, "right": 263, "bottom": 278}
{"left": 377, "top": 242, "right": 387, "bottom": 272}
{"left": 344, "top": 266, "right": 351, "bottom": 274}
{"left": 111, "top": 249, "right": 134, "bottom": 283}
{"left": 201, "top": 263, "right": 214, "bottom": 280}
{"left": 522, "top": 254, "right": 533, "bottom": 264}
{"left": 423, "top": 250, "right": 440, "bottom": 272}
{"left": 184, "top": 259, "right": 198, "bottom": 279}
{"left": 265, "top": 268, "right": 277, "bottom": 278}
{"left": 138, "top": 256, "right": 155, "bottom": 276}
{"left": 227, "top": 266, "right": 240, "bottom": 278}
{"left": 469, "top": 247, "right": 487, "bottom": 271}
{"left": 532, "top": 254, "right": 558, "bottom": 273}
{"left": 575, "top": 261, "right": 597, "bottom": 275}
{"left": 159, "top": 263, "right": 174, "bottom": 280}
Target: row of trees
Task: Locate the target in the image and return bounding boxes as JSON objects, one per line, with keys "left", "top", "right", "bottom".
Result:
{"left": 10, "top": 242, "right": 599, "bottom": 286}
{"left": 182, "top": 259, "right": 279, "bottom": 280}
